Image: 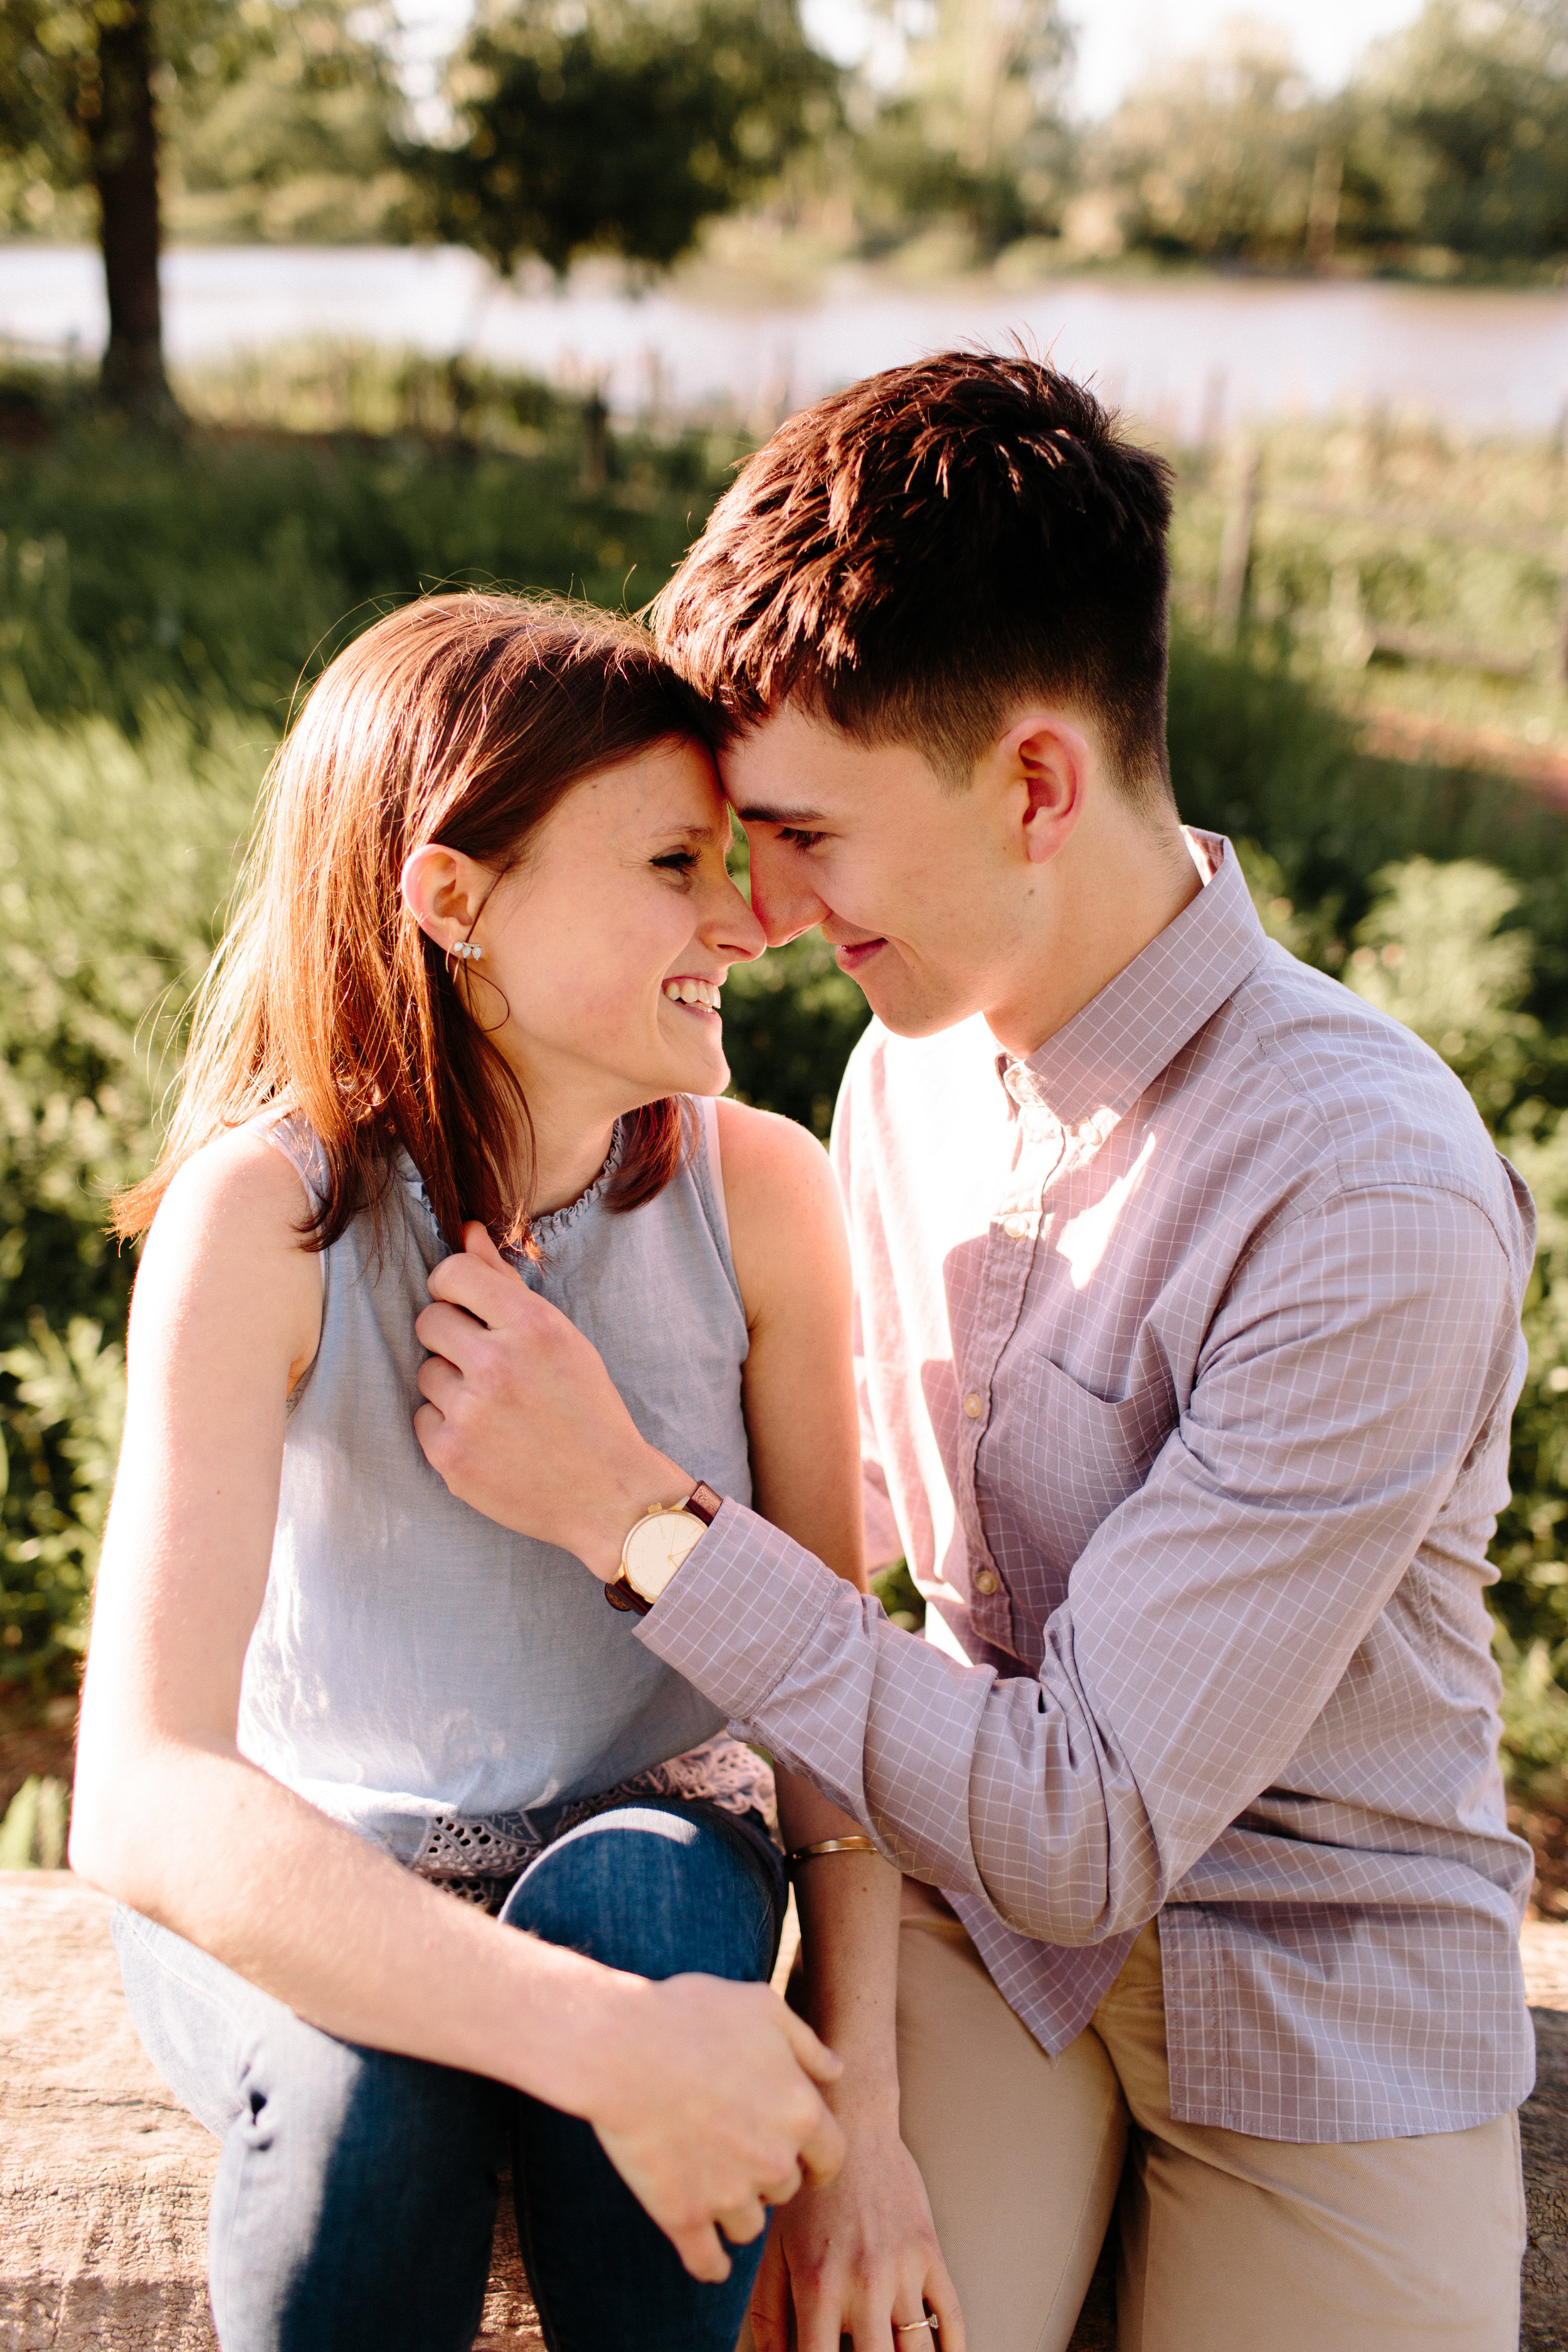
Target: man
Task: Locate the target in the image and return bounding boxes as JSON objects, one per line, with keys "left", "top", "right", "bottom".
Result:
{"left": 413, "top": 354, "right": 1533, "bottom": 2349}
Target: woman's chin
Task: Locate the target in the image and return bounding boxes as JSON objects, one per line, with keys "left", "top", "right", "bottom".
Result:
{"left": 671, "top": 1041, "right": 731, "bottom": 1099}
{"left": 615, "top": 1036, "right": 728, "bottom": 1106}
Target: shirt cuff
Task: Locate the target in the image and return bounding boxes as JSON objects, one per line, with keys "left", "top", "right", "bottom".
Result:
{"left": 633, "top": 1496, "right": 843, "bottom": 1717}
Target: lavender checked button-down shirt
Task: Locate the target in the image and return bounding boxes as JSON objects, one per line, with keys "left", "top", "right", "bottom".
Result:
{"left": 640, "top": 832, "right": 1538, "bottom": 2143}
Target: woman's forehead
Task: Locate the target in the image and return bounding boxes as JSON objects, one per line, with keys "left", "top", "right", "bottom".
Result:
{"left": 561, "top": 738, "right": 726, "bottom": 834}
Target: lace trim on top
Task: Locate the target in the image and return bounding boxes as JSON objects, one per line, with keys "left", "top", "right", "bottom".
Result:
{"left": 517, "top": 1120, "right": 625, "bottom": 1247}
{"left": 395, "top": 1123, "right": 625, "bottom": 1255}
{"left": 410, "top": 1735, "right": 777, "bottom": 1912}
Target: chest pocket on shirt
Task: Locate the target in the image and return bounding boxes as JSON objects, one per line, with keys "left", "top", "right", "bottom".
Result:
{"left": 982, "top": 1350, "right": 1175, "bottom": 1581}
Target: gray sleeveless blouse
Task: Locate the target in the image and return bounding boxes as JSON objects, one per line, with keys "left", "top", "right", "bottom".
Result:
{"left": 236, "top": 1103, "right": 752, "bottom": 1870}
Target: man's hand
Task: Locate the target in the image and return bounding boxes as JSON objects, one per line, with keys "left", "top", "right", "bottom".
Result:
{"left": 413, "top": 1223, "right": 691, "bottom": 1577}
{"left": 581, "top": 1973, "right": 847, "bottom": 2283}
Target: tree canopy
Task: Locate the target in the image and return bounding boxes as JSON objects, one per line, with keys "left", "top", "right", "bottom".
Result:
{"left": 0, "top": 0, "right": 406, "bottom": 241}
{"left": 1088, "top": 0, "right": 1568, "bottom": 271}
{"left": 423, "top": 0, "right": 842, "bottom": 278}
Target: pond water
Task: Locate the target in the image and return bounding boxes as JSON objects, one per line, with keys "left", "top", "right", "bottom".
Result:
{"left": 4, "top": 242, "right": 1566, "bottom": 437}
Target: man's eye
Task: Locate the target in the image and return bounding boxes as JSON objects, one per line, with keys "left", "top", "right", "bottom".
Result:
{"left": 778, "top": 827, "right": 826, "bottom": 850}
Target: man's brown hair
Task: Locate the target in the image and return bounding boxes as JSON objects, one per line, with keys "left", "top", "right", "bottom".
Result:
{"left": 650, "top": 351, "right": 1175, "bottom": 805}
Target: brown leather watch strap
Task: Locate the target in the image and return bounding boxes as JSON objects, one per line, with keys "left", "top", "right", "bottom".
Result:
{"left": 605, "top": 1483, "right": 724, "bottom": 1615}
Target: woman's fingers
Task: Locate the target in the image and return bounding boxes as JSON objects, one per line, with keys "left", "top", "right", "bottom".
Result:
{"left": 459, "top": 1219, "right": 509, "bottom": 1271}
{"left": 919, "top": 2252, "right": 967, "bottom": 2352}
{"left": 775, "top": 2010, "right": 845, "bottom": 2192}
{"left": 714, "top": 2194, "right": 770, "bottom": 2247}
{"left": 778, "top": 2004, "right": 845, "bottom": 2089}
{"left": 747, "top": 2232, "right": 793, "bottom": 2352}
{"left": 662, "top": 2220, "right": 732, "bottom": 2285}
{"left": 590, "top": 1977, "right": 845, "bottom": 2286}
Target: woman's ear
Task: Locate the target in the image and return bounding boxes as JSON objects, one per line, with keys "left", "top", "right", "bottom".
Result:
{"left": 400, "top": 844, "right": 485, "bottom": 950}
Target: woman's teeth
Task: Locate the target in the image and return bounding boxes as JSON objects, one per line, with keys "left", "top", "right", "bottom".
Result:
{"left": 663, "top": 978, "right": 721, "bottom": 1011}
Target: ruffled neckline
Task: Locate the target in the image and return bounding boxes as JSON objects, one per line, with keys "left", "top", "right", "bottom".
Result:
{"left": 395, "top": 1122, "right": 624, "bottom": 1254}
{"left": 519, "top": 1121, "right": 625, "bottom": 1246}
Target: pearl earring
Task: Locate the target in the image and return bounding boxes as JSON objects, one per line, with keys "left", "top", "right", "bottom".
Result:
{"left": 450, "top": 940, "right": 482, "bottom": 962}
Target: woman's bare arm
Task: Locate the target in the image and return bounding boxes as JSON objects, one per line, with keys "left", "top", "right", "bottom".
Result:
{"left": 718, "top": 1101, "right": 963, "bottom": 2349}
{"left": 71, "top": 1125, "right": 842, "bottom": 2282}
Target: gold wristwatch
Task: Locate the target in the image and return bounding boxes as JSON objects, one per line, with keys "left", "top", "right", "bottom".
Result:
{"left": 605, "top": 1482, "right": 723, "bottom": 1616}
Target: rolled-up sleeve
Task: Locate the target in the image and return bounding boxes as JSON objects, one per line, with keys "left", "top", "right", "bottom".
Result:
{"left": 641, "top": 1184, "right": 1523, "bottom": 1945}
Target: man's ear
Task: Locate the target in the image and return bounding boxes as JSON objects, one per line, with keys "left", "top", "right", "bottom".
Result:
{"left": 400, "top": 844, "right": 491, "bottom": 950}
{"left": 992, "top": 715, "right": 1089, "bottom": 866}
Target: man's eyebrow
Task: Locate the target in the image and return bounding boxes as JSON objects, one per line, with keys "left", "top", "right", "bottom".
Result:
{"left": 734, "top": 803, "right": 829, "bottom": 826}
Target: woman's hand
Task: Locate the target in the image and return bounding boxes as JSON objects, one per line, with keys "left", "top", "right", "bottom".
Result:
{"left": 750, "top": 2101, "right": 965, "bottom": 2352}
{"left": 580, "top": 1973, "right": 847, "bottom": 2287}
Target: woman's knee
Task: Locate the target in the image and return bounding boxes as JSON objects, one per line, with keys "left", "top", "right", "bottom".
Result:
{"left": 501, "top": 1803, "right": 778, "bottom": 1984}
{"left": 208, "top": 2024, "right": 504, "bottom": 2352}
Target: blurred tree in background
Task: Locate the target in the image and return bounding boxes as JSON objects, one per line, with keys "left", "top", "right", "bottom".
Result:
{"left": 3, "top": 0, "right": 1565, "bottom": 290}
{"left": 1347, "top": 0, "right": 1568, "bottom": 265}
{"left": 852, "top": 0, "right": 1074, "bottom": 257}
{"left": 1093, "top": 23, "right": 1323, "bottom": 267}
{"left": 0, "top": 0, "right": 179, "bottom": 416}
{"left": 420, "top": 0, "right": 840, "bottom": 278}
{"left": 1087, "top": 0, "right": 1568, "bottom": 273}
{"left": 0, "top": 1, "right": 408, "bottom": 415}
{"left": 166, "top": 1, "right": 408, "bottom": 246}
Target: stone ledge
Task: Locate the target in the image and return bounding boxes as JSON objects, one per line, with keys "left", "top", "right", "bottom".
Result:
{"left": 0, "top": 1875, "right": 540, "bottom": 2349}
{"left": 3, "top": 1875, "right": 1563, "bottom": 2351}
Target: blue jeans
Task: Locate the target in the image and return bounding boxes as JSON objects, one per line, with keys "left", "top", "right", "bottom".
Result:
{"left": 114, "top": 1801, "right": 785, "bottom": 2352}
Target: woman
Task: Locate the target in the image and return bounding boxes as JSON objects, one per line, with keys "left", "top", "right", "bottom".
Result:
{"left": 70, "top": 595, "right": 960, "bottom": 2352}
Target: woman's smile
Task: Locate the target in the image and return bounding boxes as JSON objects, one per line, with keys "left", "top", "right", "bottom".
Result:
{"left": 662, "top": 976, "right": 724, "bottom": 1017}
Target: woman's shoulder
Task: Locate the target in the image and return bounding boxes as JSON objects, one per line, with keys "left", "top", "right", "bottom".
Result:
{"left": 154, "top": 1114, "right": 313, "bottom": 1232}
{"left": 142, "top": 1118, "right": 320, "bottom": 1311}
{"left": 710, "top": 1099, "right": 848, "bottom": 1320}
{"left": 712, "top": 1097, "right": 834, "bottom": 1197}
{"left": 135, "top": 1119, "right": 323, "bottom": 1391}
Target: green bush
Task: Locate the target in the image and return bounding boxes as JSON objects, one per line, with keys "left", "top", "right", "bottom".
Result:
{"left": 0, "top": 707, "right": 264, "bottom": 1680}
{"left": 0, "top": 401, "right": 748, "bottom": 733}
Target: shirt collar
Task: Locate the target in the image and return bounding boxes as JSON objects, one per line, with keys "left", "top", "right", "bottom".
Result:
{"left": 995, "top": 832, "right": 1268, "bottom": 1131}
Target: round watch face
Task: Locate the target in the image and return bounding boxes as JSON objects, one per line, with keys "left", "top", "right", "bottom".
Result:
{"left": 623, "top": 1508, "right": 707, "bottom": 1602}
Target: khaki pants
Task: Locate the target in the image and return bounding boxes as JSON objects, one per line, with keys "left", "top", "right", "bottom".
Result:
{"left": 896, "top": 1904, "right": 1525, "bottom": 2352}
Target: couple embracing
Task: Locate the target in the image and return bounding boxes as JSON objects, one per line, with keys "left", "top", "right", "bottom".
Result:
{"left": 73, "top": 354, "right": 1533, "bottom": 2352}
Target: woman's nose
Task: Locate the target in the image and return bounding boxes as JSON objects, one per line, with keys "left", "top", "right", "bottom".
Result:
{"left": 709, "top": 874, "right": 767, "bottom": 965}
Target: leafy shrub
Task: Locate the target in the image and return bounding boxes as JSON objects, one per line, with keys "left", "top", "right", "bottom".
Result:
{"left": 0, "top": 708, "right": 265, "bottom": 1682}
{"left": 0, "top": 408, "right": 746, "bottom": 733}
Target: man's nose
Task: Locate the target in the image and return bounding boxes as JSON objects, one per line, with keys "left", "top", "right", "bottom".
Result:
{"left": 746, "top": 842, "right": 827, "bottom": 950}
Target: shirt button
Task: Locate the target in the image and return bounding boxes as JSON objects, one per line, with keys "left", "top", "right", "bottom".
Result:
{"left": 962, "top": 1392, "right": 984, "bottom": 1419}
{"left": 1002, "top": 1214, "right": 1030, "bottom": 1240}
{"left": 973, "top": 1568, "right": 999, "bottom": 1596}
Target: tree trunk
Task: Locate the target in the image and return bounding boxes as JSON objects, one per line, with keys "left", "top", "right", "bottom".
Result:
{"left": 85, "top": 0, "right": 180, "bottom": 425}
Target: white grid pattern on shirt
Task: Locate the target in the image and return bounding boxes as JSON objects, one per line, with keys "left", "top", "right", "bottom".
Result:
{"left": 641, "top": 834, "right": 1537, "bottom": 2143}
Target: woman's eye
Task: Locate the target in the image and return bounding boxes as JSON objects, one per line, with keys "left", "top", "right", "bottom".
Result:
{"left": 651, "top": 850, "right": 697, "bottom": 875}
{"left": 778, "top": 827, "right": 826, "bottom": 850}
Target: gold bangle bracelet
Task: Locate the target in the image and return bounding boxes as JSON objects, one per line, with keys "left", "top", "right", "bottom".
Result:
{"left": 786, "top": 1836, "right": 878, "bottom": 1864}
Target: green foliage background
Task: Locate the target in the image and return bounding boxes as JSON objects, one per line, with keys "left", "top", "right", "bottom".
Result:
{"left": 3, "top": 383, "right": 1567, "bottom": 1803}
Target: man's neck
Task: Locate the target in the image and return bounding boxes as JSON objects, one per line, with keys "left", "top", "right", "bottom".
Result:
{"left": 985, "top": 817, "right": 1204, "bottom": 1062}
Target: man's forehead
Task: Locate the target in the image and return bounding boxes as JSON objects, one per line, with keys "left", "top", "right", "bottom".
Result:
{"left": 718, "top": 709, "right": 927, "bottom": 817}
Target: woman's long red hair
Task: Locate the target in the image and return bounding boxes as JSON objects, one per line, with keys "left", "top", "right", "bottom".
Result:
{"left": 114, "top": 594, "right": 706, "bottom": 1249}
